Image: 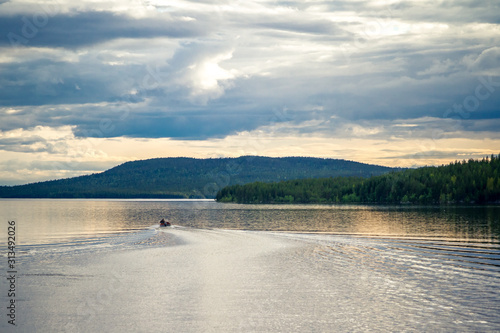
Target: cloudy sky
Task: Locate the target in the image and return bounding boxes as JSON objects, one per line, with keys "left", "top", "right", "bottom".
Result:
{"left": 0, "top": 0, "right": 499, "bottom": 185}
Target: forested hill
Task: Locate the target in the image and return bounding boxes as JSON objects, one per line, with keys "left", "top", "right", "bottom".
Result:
{"left": 216, "top": 155, "right": 500, "bottom": 205}
{"left": 0, "top": 156, "right": 396, "bottom": 198}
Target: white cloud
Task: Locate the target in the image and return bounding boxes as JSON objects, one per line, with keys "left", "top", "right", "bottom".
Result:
{"left": 185, "top": 51, "right": 237, "bottom": 102}
{"left": 469, "top": 46, "right": 500, "bottom": 75}
{"left": 0, "top": 125, "right": 107, "bottom": 157}
{"left": 417, "top": 59, "right": 457, "bottom": 76}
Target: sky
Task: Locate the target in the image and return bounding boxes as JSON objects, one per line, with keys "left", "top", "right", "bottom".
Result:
{"left": 0, "top": 0, "right": 499, "bottom": 185}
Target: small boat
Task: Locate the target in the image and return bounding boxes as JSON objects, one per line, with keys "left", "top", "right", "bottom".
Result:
{"left": 159, "top": 220, "right": 171, "bottom": 227}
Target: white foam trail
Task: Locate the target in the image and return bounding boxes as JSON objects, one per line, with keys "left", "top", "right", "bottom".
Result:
{"left": 4, "top": 228, "right": 500, "bottom": 333}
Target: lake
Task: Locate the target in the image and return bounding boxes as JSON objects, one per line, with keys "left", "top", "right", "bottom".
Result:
{"left": 1, "top": 199, "right": 499, "bottom": 332}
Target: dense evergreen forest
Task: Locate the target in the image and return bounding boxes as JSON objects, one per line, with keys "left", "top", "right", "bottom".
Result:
{"left": 216, "top": 155, "right": 500, "bottom": 204}
{"left": 0, "top": 156, "right": 395, "bottom": 198}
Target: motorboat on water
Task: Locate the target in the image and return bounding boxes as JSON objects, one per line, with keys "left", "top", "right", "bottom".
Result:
{"left": 159, "top": 219, "right": 171, "bottom": 227}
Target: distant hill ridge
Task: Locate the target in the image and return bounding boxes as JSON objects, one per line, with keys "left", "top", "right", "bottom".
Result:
{"left": 0, "top": 156, "right": 396, "bottom": 198}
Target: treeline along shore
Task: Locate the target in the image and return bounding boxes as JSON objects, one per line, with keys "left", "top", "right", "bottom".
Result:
{"left": 216, "top": 155, "right": 500, "bottom": 205}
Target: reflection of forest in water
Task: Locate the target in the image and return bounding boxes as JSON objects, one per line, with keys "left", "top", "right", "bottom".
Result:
{"left": 171, "top": 204, "right": 500, "bottom": 241}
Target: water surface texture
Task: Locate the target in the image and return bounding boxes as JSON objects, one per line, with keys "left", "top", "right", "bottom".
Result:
{"left": 1, "top": 200, "right": 499, "bottom": 332}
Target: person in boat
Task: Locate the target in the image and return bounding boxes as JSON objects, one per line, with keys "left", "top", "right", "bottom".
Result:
{"left": 160, "top": 218, "right": 171, "bottom": 226}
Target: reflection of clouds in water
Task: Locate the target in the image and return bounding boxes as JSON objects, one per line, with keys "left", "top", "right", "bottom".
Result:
{"left": 11, "top": 217, "right": 500, "bottom": 332}
{"left": 285, "top": 232, "right": 500, "bottom": 331}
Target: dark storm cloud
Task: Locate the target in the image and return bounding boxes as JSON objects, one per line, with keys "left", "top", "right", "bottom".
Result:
{"left": 0, "top": 0, "right": 499, "bottom": 143}
{"left": 0, "top": 101, "right": 281, "bottom": 141}
{"left": 73, "top": 109, "right": 271, "bottom": 140}
{"left": 0, "top": 10, "right": 205, "bottom": 48}
{"left": 0, "top": 58, "right": 145, "bottom": 106}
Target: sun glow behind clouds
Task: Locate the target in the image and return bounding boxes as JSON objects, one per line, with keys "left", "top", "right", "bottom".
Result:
{"left": 190, "top": 52, "right": 236, "bottom": 95}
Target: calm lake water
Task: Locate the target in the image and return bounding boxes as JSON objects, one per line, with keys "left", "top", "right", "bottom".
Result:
{"left": 2, "top": 199, "right": 499, "bottom": 245}
{"left": 1, "top": 199, "right": 499, "bottom": 332}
